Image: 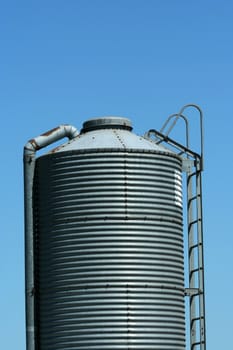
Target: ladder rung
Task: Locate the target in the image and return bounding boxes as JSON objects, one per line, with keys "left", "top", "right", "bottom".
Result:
{"left": 187, "top": 171, "right": 198, "bottom": 179}
{"left": 189, "top": 243, "right": 203, "bottom": 254}
{"left": 190, "top": 267, "right": 203, "bottom": 273}
{"left": 188, "top": 218, "right": 202, "bottom": 228}
{"left": 189, "top": 267, "right": 203, "bottom": 277}
{"left": 191, "top": 341, "right": 205, "bottom": 349}
{"left": 189, "top": 219, "right": 198, "bottom": 225}
{"left": 188, "top": 194, "right": 200, "bottom": 203}
{"left": 191, "top": 316, "right": 205, "bottom": 323}
{"left": 189, "top": 242, "right": 201, "bottom": 250}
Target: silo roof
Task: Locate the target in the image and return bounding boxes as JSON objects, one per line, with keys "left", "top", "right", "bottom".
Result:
{"left": 48, "top": 116, "right": 176, "bottom": 155}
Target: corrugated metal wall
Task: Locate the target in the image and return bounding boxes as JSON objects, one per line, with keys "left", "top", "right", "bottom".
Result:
{"left": 34, "top": 150, "right": 185, "bottom": 349}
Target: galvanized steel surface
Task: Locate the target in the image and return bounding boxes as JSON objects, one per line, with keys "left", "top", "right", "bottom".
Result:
{"left": 81, "top": 116, "right": 132, "bottom": 132}
{"left": 49, "top": 119, "right": 175, "bottom": 154}
{"left": 34, "top": 149, "right": 185, "bottom": 349}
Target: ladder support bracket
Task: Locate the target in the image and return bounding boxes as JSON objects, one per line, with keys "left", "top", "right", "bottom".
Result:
{"left": 185, "top": 288, "right": 200, "bottom": 297}
{"left": 182, "top": 158, "right": 195, "bottom": 172}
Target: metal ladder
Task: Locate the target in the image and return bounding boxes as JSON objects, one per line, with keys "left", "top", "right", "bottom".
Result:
{"left": 184, "top": 155, "right": 206, "bottom": 350}
{"left": 144, "top": 104, "right": 206, "bottom": 350}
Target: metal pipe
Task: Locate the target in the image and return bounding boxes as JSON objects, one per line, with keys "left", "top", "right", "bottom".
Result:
{"left": 23, "top": 124, "right": 79, "bottom": 350}
{"left": 23, "top": 152, "right": 36, "bottom": 350}
{"left": 24, "top": 124, "right": 79, "bottom": 155}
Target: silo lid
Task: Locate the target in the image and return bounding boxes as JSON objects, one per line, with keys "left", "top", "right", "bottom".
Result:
{"left": 81, "top": 117, "right": 132, "bottom": 132}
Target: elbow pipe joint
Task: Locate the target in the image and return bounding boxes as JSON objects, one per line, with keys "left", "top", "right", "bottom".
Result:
{"left": 24, "top": 124, "right": 79, "bottom": 156}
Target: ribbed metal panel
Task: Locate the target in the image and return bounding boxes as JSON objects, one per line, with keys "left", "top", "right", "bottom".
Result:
{"left": 34, "top": 150, "right": 185, "bottom": 350}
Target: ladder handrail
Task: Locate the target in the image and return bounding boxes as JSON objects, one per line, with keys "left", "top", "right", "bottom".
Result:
{"left": 160, "top": 113, "right": 190, "bottom": 149}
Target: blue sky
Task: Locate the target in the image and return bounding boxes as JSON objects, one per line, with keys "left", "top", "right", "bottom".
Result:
{"left": 1, "top": 1, "right": 232, "bottom": 349}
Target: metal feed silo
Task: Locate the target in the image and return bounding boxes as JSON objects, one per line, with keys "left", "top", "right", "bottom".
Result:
{"left": 24, "top": 106, "right": 206, "bottom": 350}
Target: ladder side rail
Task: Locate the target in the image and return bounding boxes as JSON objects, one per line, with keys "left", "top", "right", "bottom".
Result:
{"left": 196, "top": 164, "right": 207, "bottom": 350}
{"left": 188, "top": 161, "right": 206, "bottom": 350}
{"left": 187, "top": 169, "right": 198, "bottom": 349}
